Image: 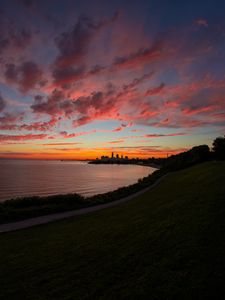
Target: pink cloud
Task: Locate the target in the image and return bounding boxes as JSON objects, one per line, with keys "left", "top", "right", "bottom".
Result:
{"left": 181, "top": 106, "right": 217, "bottom": 116}
{"left": 60, "top": 130, "right": 97, "bottom": 138}
{"left": 0, "top": 114, "right": 57, "bottom": 132}
{"left": 31, "top": 73, "right": 225, "bottom": 131}
{"left": 0, "top": 133, "right": 53, "bottom": 141}
{"left": 2, "top": 18, "right": 224, "bottom": 139}
{"left": 0, "top": 112, "right": 24, "bottom": 124}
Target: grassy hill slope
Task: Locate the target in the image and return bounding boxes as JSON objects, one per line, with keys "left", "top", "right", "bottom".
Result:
{"left": 0, "top": 161, "right": 225, "bottom": 300}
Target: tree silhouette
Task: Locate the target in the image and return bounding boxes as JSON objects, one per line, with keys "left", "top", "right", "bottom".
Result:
{"left": 212, "top": 136, "right": 225, "bottom": 160}
{"left": 164, "top": 144, "right": 210, "bottom": 171}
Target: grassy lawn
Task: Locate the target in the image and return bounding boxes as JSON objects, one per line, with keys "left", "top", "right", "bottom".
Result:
{"left": 0, "top": 161, "right": 225, "bottom": 299}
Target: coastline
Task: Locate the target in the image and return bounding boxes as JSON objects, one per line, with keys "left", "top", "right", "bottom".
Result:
{"left": 0, "top": 160, "right": 154, "bottom": 203}
{"left": 0, "top": 167, "right": 164, "bottom": 226}
{"left": 0, "top": 172, "right": 167, "bottom": 233}
{"left": 88, "top": 160, "right": 161, "bottom": 169}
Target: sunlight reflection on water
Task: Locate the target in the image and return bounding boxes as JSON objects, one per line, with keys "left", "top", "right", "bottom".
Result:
{"left": 0, "top": 160, "right": 155, "bottom": 202}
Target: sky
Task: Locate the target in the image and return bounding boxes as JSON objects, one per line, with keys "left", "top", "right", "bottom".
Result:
{"left": 0, "top": 0, "right": 225, "bottom": 159}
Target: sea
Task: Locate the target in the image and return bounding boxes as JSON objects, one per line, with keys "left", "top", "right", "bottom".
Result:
{"left": 0, "top": 159, "right": 155, "bottom": 202}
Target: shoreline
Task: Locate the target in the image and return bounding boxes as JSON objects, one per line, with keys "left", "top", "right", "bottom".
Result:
{"left": 0, "top": 167, "right": 164, "bottom": 226}
{"left": 0, "top": 162, "right": 157, "bottom": 204}
{"left": 0, "top": 173, "right": 168, "bottom": 233}
{"left": 88, "top": 161, "right": 161, "bottom": 169}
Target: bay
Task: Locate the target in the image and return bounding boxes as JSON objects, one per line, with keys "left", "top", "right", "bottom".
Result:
{"left": 0, "top": 159, "right": 155, "bottom": 202}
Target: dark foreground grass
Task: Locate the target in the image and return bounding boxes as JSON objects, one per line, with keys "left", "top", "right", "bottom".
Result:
{"left": 0, "top": 161, "right": 225, "bottom": 300}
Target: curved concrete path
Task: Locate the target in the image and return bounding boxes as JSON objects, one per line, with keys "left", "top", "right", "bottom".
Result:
{"left": 0, "top": 174, "right": 168, "bottom": 233}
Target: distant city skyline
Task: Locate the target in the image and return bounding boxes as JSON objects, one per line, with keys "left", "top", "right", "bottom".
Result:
{"left": 0, "top": 0, "right": 225, "bottom": 159}
{"left": 98, "top": 152, "right": 129, "bottom": 160}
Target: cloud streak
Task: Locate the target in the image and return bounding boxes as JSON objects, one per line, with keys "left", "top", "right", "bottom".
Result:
{"left": 0, "top": 134, "right": 53, "bottom": 141}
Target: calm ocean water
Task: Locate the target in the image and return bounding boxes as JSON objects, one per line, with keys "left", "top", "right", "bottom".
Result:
{"left": 0, "top": 159, "right": 155, "bottom": 202}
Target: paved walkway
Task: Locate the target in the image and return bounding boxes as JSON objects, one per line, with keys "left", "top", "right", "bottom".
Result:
{"left": 0, "top": 174, "right": 168, "bottom": 234}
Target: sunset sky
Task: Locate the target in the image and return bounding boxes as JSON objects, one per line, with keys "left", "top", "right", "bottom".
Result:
{"left": 0, "top": 0, "right": 225, "bottom": 159}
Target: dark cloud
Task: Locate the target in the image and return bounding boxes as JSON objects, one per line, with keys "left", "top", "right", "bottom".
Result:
{"left": 0, "top": 10, "right": 32, "bottom": 55}
{"left": 0, "top": 12, "right": 9, "bottom": 54}
{"left": 143, "top": 133, "right": 186, "bottom": 138}
{"left": 31, "top": 84, "right": 116, "bottom": 126}
{"left": 75, "top": 91, "right": 105, "bottom": 112}
{"left": 51, "top": 12, "right": 118, "bottom": 88}
{"left": 52, "top": 66, "right": 85, "bottom": 87}
{"left": 9, "top": 28, "right": 32, "bottom": 49}
{"left": 34, "top": 94, "right": 44, "bottom": 102}
{"left": 4, "top": 61, "right": 43, "bottom": 93}
{"left": 0, "top": 110, "right": 56, "bottom": 131}
{"left": 113, "top": 39, "right": 165, "bottom": 69}
{"left": 18, "top": 61, "right": 43, "bottom": 92}
{"left": 73, "top": 89, "right": 117, "bottom": 126}
{"left": 0, "top": 93, "right": 6, "bottom": 112}
{"left": 31, "top": 89, "right": 65, "bottom": 115}
{"left": 123, "top": 72, "right": 154, "bottom": 91}
{"left": 54, "top": 12, "right": 118, "bottom": 68}
{"left": 145, "top": 83, "right": 165, "bottom": 96}
{"left": 52, "top": 64, "right": 107, "bottom": 88}
{"left": 54, "top": 15, "right": 99, "bottom": 68}
{"left": 4, "top": 63, "right": 17, "bottom": 82}
{"left": 20, "top": 0, "right": 35, "bottom": 8}
{"left": 89, "top": 64, "right": 106, "bottom": 75}
{"left": 0, "top": 38, "right": 9, "bottom": 54}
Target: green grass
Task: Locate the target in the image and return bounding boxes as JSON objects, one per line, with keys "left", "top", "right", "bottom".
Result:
{"left": 0, "top": 161, "right": 225, "bottom": 299}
